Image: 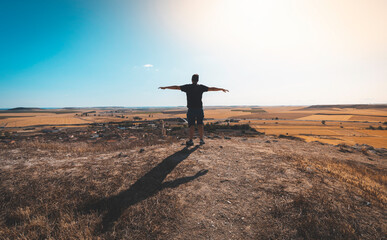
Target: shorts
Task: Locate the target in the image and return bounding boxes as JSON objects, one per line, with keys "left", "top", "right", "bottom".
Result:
{"left": 187, "top": 108, "right": 204, "bottom": 127}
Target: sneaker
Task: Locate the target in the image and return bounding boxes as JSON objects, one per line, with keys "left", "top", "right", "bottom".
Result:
{"left": 186, "top": 139, "right": 194, "bottom": 146}
{"left": 199, "top": 139, "right": 205, "bottom": 145}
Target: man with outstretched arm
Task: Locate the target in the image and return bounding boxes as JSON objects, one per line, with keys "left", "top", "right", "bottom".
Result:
{"left": 159, "top": 74, "right": 229, "bottom": 146}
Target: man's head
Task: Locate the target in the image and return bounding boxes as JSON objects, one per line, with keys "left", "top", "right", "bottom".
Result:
{"left": 192, "top": 74, "right": 199, "bottom": 84}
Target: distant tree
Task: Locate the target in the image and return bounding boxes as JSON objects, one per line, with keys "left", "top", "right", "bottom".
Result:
{"left": 275, "top": 117, "right": 279, "bottom": 120}
{"left": 383, "top": 121, "right": 387, "bottom": 125}
{"left": 321, "top": 120, "right": 326, "bottom": 125}
{"left": 368, "top": 125, "right": 375, "bottom": 130}
{"left": 377, "top": 126, "right": 383, "bottom": 130}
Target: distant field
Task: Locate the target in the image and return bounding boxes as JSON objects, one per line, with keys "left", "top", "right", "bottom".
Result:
{"left": 246, "top": 118, "right": 387, "bottom": 148}
{"left": 297, "top": 114, "right": 354, "bottom": 121}
{"left": 1, "top": 105, "right": 386, "bottom": 148}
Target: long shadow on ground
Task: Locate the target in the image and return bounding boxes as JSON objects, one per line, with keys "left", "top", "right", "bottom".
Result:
{"left": 82, "top": 146, "right": 207, "bottom": 233}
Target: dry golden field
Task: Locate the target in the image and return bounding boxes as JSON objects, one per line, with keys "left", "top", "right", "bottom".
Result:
{"left": 1, "top": 105, "right": 386, "bottom": 148}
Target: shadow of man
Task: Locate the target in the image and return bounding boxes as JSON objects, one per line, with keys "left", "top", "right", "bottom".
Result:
{"left": 83, "top": 146, "right": 207, "bottom": 233}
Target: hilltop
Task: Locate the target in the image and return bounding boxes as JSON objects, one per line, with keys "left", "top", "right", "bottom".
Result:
{"left": 7, "top": 107, "right": 43, "bottom": 111}
{"left": 301, "top": 104, "right": 387, "bottom": 110}
{"left": 0, "top": 134, "right": 385, "bottom": 239}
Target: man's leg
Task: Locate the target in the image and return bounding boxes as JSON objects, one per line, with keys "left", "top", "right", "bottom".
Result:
{"left": 189, "top": 125, "right": 195, "bottom": 140}
{"left": 197, "top": 109, "right": 205, "bottom": 144}
{"left": 198, "top": 124, "right": 204, "bottom": 139}
{"left": 186, "top": 109, "right": 194, "bottom": 146}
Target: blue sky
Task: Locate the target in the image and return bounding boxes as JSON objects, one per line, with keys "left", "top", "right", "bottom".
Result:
{"left": 1, "top": 0, "right": 386, "bottom": 108}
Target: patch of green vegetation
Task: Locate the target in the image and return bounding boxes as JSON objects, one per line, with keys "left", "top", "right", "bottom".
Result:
{"left": 366, "top": 125, "right": 387, "bottom": 130}
{"left": 0, "top": 116, "right": 34, "bottom": 119}
{"left": 118, "top": 121, "right": 135, "bottom": 127}
{"left": 204, "top": 123, "right": 263, "bottom": 134}
{"left": 0, "top": 110, "right": 79, "bottom": 114}
{"left": 52, "top": 111, "right": 79, "bottom": 114}
{"left": 130, "top": 111, "right": 163, "bottom": 114}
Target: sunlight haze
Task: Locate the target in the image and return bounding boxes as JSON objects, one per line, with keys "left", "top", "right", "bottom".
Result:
{"left": 1, "top": 0, "right": 386, "bottom": 108}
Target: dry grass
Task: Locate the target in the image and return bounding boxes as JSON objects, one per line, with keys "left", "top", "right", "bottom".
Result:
{"left": 0, "top": 115, "right": 90, "bottom": 128}
{"left": 247, "top": 119, "right": 387, "bottom": 148}
{"left": 289, "top": 152, "right": 387, "bottom": 205}
{"left": 0, "top": 121, "right": 386, "bottom": 239}
{"left": 251, "top": 141, "right": 386, "bottom": 239}
{"left": 0, "top": 141, "right": 184, "bottom": 239}
{"left": 297, "top": 114, "right": 354, "bottom": 121}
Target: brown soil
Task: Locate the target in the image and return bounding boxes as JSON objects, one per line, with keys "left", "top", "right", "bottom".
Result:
{"left": 0, "top": 136, "right": 386, "bottom": 239}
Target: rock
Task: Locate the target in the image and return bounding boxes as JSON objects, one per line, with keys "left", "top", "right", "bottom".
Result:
{"left": 219, "top": 146, "right": 223, "bottom": 149}
{"left": 91, "top": 134, "right": 99, "bottom": 139}
{"left": 265, "top": 140, "right": 271, "bottom": 143}
{"left": 139, "top": 148, "right": 145, "bottom": 153}
{"left": 224, "top": 136, "right": 231, "bottom": 140}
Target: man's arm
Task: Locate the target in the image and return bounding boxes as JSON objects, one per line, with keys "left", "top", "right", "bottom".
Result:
{"left": 208, "top": 87, "right": 229, "bottom": 93}
{"left": 159, "top": 86, "right": 181, "bottom": 90}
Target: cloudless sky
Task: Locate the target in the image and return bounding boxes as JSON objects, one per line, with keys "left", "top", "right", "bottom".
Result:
{"left": 1, "top": 0, "right": 386, "bottom": 108}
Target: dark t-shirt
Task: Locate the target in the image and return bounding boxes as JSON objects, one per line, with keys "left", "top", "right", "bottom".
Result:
{"left": 180, "top": 84, "right": 209, "bottom": 109}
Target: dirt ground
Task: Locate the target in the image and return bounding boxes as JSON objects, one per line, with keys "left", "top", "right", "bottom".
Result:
{"left": 0, "top": 136, "right": 385, "bottom": 239}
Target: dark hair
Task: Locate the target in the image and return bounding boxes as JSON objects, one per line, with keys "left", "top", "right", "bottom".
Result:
{"left": 192, "top": 74, "right": 199, "bottom": 84}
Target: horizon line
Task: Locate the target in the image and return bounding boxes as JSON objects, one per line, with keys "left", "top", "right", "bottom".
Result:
{"left": 1, "top": 103, "right": 387, "bottom": 110}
